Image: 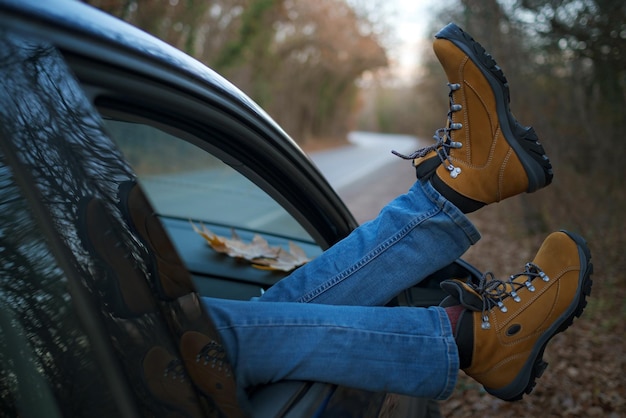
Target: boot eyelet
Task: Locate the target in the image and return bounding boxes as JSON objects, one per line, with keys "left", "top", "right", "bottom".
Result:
{"left": 481, "top": 316, "right": 491, "bottom": 330}
{"left": 449, "top": 166, "right": 461, "bottom": 178}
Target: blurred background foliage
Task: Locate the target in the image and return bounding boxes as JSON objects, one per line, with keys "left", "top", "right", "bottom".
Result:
{"left": 82, "top": 0, "right": 624, "bottom": 413}
{"left": 84, "top": 0, "right": 390, "bottom": 144}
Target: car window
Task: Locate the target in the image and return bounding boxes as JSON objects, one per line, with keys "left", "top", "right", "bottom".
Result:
{"left": 0, "top": 151, "right": 121, "bottom": 417}
{"left": 104, "top": 119, "right": 314, "bottom": 242}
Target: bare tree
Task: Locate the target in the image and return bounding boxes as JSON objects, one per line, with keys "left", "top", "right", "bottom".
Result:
{"left": 515, "top": 0, "right": 626, "bottom": 171}
{"left": 263, "top": 0, "right": 388, "bottom": 142}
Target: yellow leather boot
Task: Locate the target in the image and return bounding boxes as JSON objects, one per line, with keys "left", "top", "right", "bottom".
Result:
{"left": 398, "top": 23, "right": 553, "bottom": 213}
{"left": 441, "top": 230, "right": 593, "bottom": 401}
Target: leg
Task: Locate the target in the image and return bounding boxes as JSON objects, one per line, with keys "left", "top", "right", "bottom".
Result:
{"left": 194, "top": 298, "right": 459, "bottom": 400}
{"left": 260, "top": 180, "right": 480, "bottom": 306}
{"left": 262, "top": 22, "right": 554, "bottom": 307}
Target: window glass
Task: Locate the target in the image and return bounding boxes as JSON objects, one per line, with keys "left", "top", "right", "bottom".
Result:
{"left": 104, "top": 119, "right": 314, "bottom": 241}
{"left": 0, "top": 31, "right": 211, "bottom": 417}
{"left": 0, "top": 152, "right": 119, "bottom": 417}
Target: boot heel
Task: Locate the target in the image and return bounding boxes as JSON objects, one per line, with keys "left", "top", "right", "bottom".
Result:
{"left": 515, "top": 125, "right": 554, "bottom": 191}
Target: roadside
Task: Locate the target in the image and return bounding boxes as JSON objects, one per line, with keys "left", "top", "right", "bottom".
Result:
{"left": 307, "top": 131, "right": 421, "bottom": 194}
{"left": 304, "top": 131, "right": 423, "bottom": 223}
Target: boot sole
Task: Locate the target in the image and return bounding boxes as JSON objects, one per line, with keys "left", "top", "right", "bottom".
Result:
{"left": 435, "top": 23, "right": 553, "bottom": 192}
{"left": 488, "top": 230, "right": 593, "bottom": 401}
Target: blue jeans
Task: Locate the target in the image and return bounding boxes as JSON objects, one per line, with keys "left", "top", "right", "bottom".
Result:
{"left": 201, "top": 180, "right": 480, "bottom": 399}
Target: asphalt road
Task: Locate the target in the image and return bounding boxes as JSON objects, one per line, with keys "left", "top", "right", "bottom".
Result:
{"left": 309, "top": 131, "right": 429, "bottom": 224}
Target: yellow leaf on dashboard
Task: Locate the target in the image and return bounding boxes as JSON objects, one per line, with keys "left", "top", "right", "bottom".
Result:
{"left": 191, "top": 221, "right": 309, "bottom": 271}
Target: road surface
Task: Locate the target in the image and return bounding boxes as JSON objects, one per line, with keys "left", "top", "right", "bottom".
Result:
{"left": 308, "top": 131, "right": 429, "bottom": 223}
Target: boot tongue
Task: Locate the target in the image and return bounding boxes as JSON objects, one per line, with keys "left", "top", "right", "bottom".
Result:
{"left": 439, "top": 279, "right": 476, "bottom": 370}
{"left": 440, "top": 279, "right": 483, "bottom": 311}
{"left": 456, "top": 310, "right": 474, "bottom": 369}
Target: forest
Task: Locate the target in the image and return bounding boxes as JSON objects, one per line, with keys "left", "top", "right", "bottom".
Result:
{"left": 83, "top": 1, "right": 626, "bottom": 415}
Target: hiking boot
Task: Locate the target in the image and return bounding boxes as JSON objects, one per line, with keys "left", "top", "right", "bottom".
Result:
{"left": 395, "top": 23, "right": 553, "bottom": 213}
{"left": 142, "top": 346, "right": 205, "bottom": 417}
{"left": 440, "top": 230, "right": 593, "bottom": 401}
{"left": 118, "top": 181, "right": 195, "bottom": 300}
{"left": 77, "top": 196, "right": 157, "bottom": 317}
{"left": 180, "top": 331, "right": 244, "bottom": 418}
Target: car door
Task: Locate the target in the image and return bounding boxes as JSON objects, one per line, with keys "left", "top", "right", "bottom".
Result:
{"left": 0, "top": 30, "right": 200, "bottom": 417}
{"left": 0, "top": 1, "right": 406, "bottom": 417}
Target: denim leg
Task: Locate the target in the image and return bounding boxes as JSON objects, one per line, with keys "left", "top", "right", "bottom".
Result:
{"left": 202, "top": 297, "right": 459, "bottom": 400}
{"left": 260, "top": 180, "right": 480, "bottom": 306}
{"left": 200, "top": 179, "right": 480, "bottom": 398}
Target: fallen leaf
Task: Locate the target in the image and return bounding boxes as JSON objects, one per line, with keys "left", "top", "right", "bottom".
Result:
{"left": 191, "top": 221, "right": 310, "bottom": 271}
{"left": 252, "top": 242, "right": 311, "bottom": 272}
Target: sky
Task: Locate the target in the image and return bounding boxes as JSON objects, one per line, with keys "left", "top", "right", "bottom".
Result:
{"left": 385, "top": 0, "right": 439, "bottom": 82}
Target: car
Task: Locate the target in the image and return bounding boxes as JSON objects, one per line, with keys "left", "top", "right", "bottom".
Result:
{"left": 0, "top": 0, "right": 482, "bottom": 416}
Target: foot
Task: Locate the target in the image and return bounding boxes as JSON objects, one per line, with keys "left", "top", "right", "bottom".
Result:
{"left": 118, "top": 181, "right": 195, "bottom": 300}
{"left": 142, "top": 346, "right": 205, "bottom": 417}
{"left": 180, "top": 331, "right": 244, "bottom": 418}
{"left": 396, "top": 23, "right": 553, "bottom": 213}
{"left": 441, "top": 231, "right": 593, "bottom": 401}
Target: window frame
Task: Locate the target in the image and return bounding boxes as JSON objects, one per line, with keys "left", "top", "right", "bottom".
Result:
{"left": 67, "top": 54, "right": 358, "bottom": 250}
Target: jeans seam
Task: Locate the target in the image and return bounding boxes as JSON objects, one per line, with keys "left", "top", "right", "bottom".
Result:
{"left": 434, "top": 306, "right": 459, "bottom": 400}
{"left": 297, "top": 205, "right": 442, "bottom": 303}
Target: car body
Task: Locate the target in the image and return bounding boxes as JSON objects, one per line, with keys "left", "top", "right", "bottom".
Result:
{"left": 0, "top": 0, "right": 481, "bottom": 416}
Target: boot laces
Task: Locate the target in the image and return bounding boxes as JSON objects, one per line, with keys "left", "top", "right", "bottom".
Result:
{"left": 392, "top": 83, "right": 464, "bottom": 178}
{"left": 473, "top": 262, "right": 549, "bottom": 330}
{"left": 163, "top": 357, "right": 187, "bottom": 381}
{"left": 196, "top": 340, "right": 232, "bottom": 377}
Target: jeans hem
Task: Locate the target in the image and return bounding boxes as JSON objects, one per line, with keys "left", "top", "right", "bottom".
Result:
{"left": 419, "top": 180, "right": 481, "bottom": 245}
